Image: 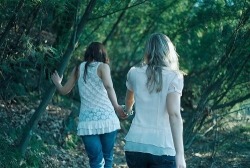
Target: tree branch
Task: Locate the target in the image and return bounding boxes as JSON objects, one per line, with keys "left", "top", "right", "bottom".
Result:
{"left": 213, "top": 93, "right": 250, "bottom": 110}
{"left": 102, "top": 0, "right": 130, "bottom": 45}
{"left": 88, "top": 0, "right": 148, "bottom": 20}
{"left": 17, "top": 0, "right": 97, "bottom": 156}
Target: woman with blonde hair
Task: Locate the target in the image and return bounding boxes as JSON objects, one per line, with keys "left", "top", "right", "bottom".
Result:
{"left": 124, "top": 33, "right": 186, "bottom": 168}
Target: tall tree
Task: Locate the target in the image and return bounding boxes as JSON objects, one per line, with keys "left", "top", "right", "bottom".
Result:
{"left": 17, "top": 0, "right": 97, "bottom": 156}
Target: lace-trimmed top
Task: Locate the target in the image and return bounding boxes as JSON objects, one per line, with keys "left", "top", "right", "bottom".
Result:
{"left": 77, "top": 62, "right": 120, "bottom": 135}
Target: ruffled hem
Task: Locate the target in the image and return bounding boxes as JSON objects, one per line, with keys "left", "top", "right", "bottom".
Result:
{"left": 125, "top": 124, "right": 174, "bottom": 148}
{"left": 77, "top": 119, "right": 120, "bottom": 135}
{"left": 124, "top": 141, "right": 176, "bottom": 156}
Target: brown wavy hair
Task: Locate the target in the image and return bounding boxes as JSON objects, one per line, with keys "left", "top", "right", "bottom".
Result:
{"left": 82, "top": 42, "right": 109, "bottom": 82}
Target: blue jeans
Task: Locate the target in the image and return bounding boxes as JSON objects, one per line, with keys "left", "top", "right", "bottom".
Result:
{"left": 81, "top": 131, "right": 117, "bottom": 168}
{"left": 125, "top": 151, "right": 176, "bottom": 168}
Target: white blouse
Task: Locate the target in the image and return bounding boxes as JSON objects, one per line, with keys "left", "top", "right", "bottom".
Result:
{"left": 124, "top": 65, "right": 184, "bottom": 156}
{"left": 77, "top": 62, "right": 120, "bottom": 135}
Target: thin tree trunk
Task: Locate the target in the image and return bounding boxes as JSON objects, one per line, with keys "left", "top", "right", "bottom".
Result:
{"left": 18, "top": 0, "right": 97, "bottom": 156}
{"left": 102, "top": 0, "right": 130, "bottom": 45}
{"left": 15, "top": 4, "right": 41, "bottom": 46}
{"left": 183, "top": 8, "right": 250, "bottom": 148}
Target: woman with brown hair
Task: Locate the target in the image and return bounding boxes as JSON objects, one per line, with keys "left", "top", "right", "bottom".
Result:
{"left": 51, "top": 42, "right": 126, "bottom": 168}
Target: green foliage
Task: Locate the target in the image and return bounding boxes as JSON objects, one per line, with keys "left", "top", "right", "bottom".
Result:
{"left": 0, "top": 0, "right": 249, "bottom": 165}
{"left": 24, "top": 136, "right": 48, "bottom": 167}
{"left": 0, "top": 114, "right": 44, "bottom": 167}
{"left": 0, "top": 120, "right": 50, "bottom": 168}
{"left": 63, "top": 134, "right": 80, "bottom": 150}
{"left": 0, "top": 136, "right": 21, "bottom": 168}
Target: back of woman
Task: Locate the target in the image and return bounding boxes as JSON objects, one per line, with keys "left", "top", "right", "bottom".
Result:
{"left": 52, "top": 42, "right": 125, "bottom": 168}
{"left": 77, "top": 61, "right": 119, "bottom": 135}
{"left": 124, "top": 33, "right": 186, "bottom": 168}
{"left": 125, "top": 65, "right": 183, "bottom": 154}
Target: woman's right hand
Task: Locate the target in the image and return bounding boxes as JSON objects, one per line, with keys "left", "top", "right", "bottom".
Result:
{"left": 51, "top": 70, "right": 63, "bottom": 86}
{"left": 175, "top": 153, "right": 186, "bottom": 168}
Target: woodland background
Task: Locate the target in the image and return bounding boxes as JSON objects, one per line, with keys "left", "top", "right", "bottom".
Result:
{"left": 0, "top": 0, "right": 249, "bottom": 167}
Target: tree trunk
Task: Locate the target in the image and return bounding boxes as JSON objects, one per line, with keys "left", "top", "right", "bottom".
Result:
{"left": 183, "top": 8, "right": 250, "bottom": 148}
{"left": 18, "top": 0, "right": 97, "bottom": 156}
{"left": 102, "top": 0, "right": 130, "bottom": 45}
{"left": 15, "top": 4, "right": 41, "bottom": 46}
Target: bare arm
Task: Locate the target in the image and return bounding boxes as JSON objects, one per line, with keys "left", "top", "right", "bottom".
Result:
{"left": 167, "top": 92, "right": 186, "bottom": 168}
{"left": 51, "top": 67, "right": 78, "bottom": 95}
{"left": 125, "top": 89, "right": 134, "bottom": 112}
{"left": 99, "top": 63, "right": 127, "bottom": 118}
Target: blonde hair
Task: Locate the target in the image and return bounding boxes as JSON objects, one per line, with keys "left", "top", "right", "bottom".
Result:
{"left": 144, "top": 33, "right": 180, "bottom": 93}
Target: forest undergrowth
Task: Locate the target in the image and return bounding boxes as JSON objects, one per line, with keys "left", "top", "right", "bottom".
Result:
{"left": 0, "top": 100, "right": 249, "bottom": 168}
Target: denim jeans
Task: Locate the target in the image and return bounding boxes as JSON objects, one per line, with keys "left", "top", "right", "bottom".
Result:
{"left": 82, "top": 131, "right": 117, "bottom": 168}
{"left": 125, "top": 151, "right": 176, "bottom": 168}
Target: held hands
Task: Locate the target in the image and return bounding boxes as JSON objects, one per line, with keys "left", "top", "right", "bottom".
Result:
{"left": 51, "top": 70, "right": 63, "bottom": 86}
{"left": 121, "top": 105, "right": 134, "bottom": 116}
{"left": 114, "top": 105, "right": 128, "bottom": 119}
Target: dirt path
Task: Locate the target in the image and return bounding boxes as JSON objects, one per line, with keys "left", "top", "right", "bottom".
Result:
{"left": 1, "top": 102, "right": 249, "bottom": 167}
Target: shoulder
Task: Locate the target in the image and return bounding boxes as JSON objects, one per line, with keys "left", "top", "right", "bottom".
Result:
{"left": 173, "top": 71, "right": 183, "bottom": 79}
{"left": 127, "top": 67, "right": 137, "bottom": 77}
{"left": 78, "top": 62, "right": 86, "bottom": 69}
{"left": 163, "top": 68, "right": 183, "bottom": 78}
{"left": 171, "top": 71, "right": 183, "bottom": 85}
{"left": 98, "top": 62, "right": 109, "bottom": 68}
{"left": 171, "top": 71, "right": 184, "bottom": 87}
{"left": 129, "top": 66, "right": 136, "bottom": 72}
{"left": 98, "top": 63, "right": 110, "bottom": 72}
{"left": 128, "top": 66, "right": 145, "bottom": 73}
{"left": 80, "top": 61, "right": 86, "bottom": 66}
